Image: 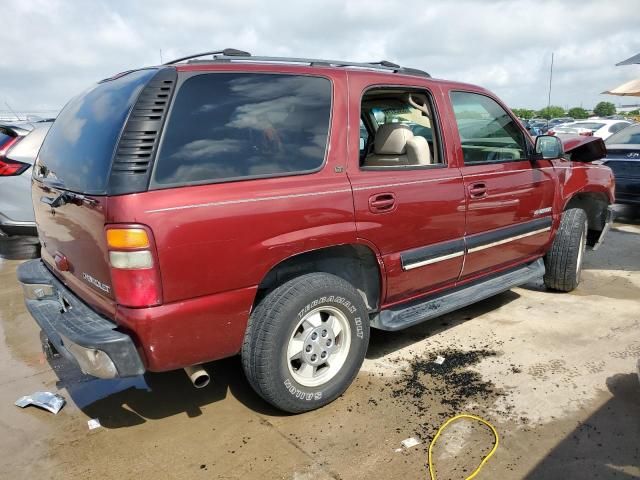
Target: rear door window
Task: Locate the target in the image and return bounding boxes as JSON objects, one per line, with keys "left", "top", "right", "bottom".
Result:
{"left": 153, "top": 73, "right": 332, "bottom": 186}
{"left": 34, "top": 69, "right": 157, "bottom": 194}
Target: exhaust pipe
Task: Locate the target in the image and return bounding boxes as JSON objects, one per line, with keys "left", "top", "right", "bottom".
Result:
{"left": 184, "top": 365, "right": 211, "bottom": 388}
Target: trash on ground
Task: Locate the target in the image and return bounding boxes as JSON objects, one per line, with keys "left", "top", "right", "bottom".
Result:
{"left": 434, "top": 355, "right": 446, "bottom": 365}
{"left": 87, "top": 418, "right": 101, "bottom": 430}
{"left": 400, "top": 437, "right": 421, "bottom": 449}
{"left": 15, "top": 391, "right": 65, "bottom": 414}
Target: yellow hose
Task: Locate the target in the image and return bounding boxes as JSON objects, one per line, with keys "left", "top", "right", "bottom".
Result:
{"left": 428, "top": 414, "right": 499, "bottom": 480}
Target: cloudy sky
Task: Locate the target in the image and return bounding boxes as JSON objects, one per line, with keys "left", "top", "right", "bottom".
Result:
{"left": 2, "top": 0, "right": 639, "bottom": 116}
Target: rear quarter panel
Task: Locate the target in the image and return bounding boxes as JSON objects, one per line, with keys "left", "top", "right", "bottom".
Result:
{"left": 107, "top": 69, "right": 356, "bottom": 305}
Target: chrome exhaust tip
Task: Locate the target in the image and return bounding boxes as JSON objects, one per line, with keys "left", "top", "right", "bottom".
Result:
{"left": 184, "top": 365, "right": 210, "bottom": 388}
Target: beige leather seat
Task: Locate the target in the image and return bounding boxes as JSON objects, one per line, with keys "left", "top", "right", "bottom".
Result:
{"left": 364, "top": 123, "right": 431, "bottom": 167}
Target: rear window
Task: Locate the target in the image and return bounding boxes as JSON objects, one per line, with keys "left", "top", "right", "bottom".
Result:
{"left": 0, "top": 127, "right": 16, "bottom": 148}
{"left": 606, "top": 124, "right": 640, "bottom": 145}
{"left": 35, "top": 69, "right": 157, "bottom": 194}
{"left": 153, "top": 73, "right": 332, "bottom": 186}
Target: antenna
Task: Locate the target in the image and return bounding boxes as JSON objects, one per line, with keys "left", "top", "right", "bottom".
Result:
{"left": 159, "top": 48, "right": 163, "bottom": 64}
{"left": 4, "top": 101, "right": 21, "bottom": 121}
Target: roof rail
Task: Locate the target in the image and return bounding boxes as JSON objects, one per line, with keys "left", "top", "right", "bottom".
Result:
{"left": 164, "top": 48, "right": 251, "bottom": 65}
{"left": 164, "top": 50, "right": 430, "bottom": 78}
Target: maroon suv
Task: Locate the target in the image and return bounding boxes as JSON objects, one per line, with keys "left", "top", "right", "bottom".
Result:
{"left": 18, "top": 49, "right": 614, "bottom": 412}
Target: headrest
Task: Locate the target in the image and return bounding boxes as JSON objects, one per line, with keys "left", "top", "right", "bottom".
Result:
{"left": 374, "top": 123, "right": 414, "bottom": 155}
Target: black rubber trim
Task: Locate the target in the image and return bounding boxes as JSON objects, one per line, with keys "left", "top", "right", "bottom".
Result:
{"left": 17, "top": 260, "right": 145, "bottom": 377}
{"left": 108, "top": 67, "right": 178, "bottom": 195}
{"left": 401, "top": 239, "right": 465, "bottom": 269}
{"left": 466, "top": 216, "right": 552, "bottom": 250}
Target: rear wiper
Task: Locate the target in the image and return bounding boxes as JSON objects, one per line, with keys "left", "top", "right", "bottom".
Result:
{"left": 40, "top": 191, "right": 96, "bottom": 208}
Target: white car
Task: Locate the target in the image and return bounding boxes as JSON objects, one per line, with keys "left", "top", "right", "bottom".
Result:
{"left": 551, "top": 119, "right": 632, "bottom": 140}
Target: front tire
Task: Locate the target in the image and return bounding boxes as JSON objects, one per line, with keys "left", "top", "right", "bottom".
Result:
{"left": 242, "top": 273, "right": 370, "bottom": 413}
{"left": 543, "top": 208, "right": 588, "bottom": 292}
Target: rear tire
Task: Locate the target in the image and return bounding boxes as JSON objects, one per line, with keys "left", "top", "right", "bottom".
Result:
{"left": 543, "top": 208, "right": 588, "bottom": 292}
{"left": 242, "top": 273, "right": 369, "bottom": 413}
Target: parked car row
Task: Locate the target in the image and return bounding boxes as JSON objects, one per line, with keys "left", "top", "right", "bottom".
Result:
{"left": 549, "top": 119, "right": 632, "bottom": 140}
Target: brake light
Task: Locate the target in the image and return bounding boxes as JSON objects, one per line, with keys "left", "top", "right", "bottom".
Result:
{"left": 579, "top": 131, "right": 593, "bottom": 136}
{"left": 0, "top": 137, "right": 28, "bottom": 176}
{"left": 547, "top": 130, "right": 555, "bottom": 136}
{"left": 105, "top": 226, "right": 162, "bottom": 308}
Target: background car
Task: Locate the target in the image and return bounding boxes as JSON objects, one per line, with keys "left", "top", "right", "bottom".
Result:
{"left": 548, "top": 117, "right": 575, "bottom": 129}
{"left": 550, "top": 119, "right": 632, "bottom": 140}
{"left": 602, "top": 123, "right": 640, "bottom": 209}
{"left": 0, "top": 121, "right": 52, "bottom": 259}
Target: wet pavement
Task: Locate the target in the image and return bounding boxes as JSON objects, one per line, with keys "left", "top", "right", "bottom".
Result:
{"left": 1, "top": 211, "right": 639, "bottom": 479}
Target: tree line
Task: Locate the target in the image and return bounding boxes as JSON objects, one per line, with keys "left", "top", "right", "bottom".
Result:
{"left": 511, "top": 101, "right": 624, "bottom": 120}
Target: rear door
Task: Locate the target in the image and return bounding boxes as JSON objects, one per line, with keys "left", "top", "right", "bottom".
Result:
{"left": 347, "top": 76, "right": 466, "bottom": 305}
{"left": 447, "top": 90, "right": 556, "bottom": 280}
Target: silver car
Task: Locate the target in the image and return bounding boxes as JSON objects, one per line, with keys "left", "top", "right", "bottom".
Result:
{"left": 0, "top": 121, "right": 52, "bottom": 259}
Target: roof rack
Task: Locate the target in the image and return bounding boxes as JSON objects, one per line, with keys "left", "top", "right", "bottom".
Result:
{"left": 163, "top": 49, "right": 430, "bottom": 78}
{"left": 164, "top": 48, "right": 251, "bottom": 65}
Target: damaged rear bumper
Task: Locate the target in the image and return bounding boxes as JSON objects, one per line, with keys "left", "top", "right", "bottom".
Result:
{"left": 17, "top": 259, "right": 144, "bottom": 378}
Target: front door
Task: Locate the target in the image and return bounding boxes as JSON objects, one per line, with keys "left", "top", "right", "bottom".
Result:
{"left": 448, "top": 91, "right": 556, "bottom": 280}
{"left": 347, "top": 80, "right": 466, "bottom": 305}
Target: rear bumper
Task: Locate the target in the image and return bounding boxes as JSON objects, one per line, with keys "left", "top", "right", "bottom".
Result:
{"left": 615, "top": 193, "right": 640, "bottom": 206}
{"left": 17, "top": 259, "right": 144, "bottom": 378}
{"left": 0, "top": 213, "right": 37, "bottom": 237}
{"left": 615, "top": 179, "right": 640, "bottom": 205}
{"left": 591, "top": 205, "right": 615, "bottom": 251}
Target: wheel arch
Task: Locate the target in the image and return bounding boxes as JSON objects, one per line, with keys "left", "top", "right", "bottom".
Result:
{"left": 563, "top": 191, "right": 610, "bottom": 246}
{"left": 254, "top": 243, "right": 383, "bottom": 313}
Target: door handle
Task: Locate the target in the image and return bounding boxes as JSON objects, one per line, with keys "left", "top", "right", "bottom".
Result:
{"left": 468, "top": 182, "right": 488, "bottom": 198}
{"left": 368, "top": 193, "right": 396, "bottom": 213}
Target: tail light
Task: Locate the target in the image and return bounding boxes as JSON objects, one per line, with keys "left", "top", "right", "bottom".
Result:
{"left": 105, "top": 226, "right": 163, "bottom": 307}
{"left": 0, "top": 137, "right": 28, "bottom": 176}
{"left": 547, "top": 130, "right": 555, "bottom": 136}
{"left": 579, "top": 131, "right": 593, "bottom": 136}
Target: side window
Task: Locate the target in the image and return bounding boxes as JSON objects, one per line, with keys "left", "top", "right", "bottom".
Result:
{"left": 154, "top": 73, "right": 332, "bottom": 186}
{"left": 360, "top": 88, "right": 442, "bottom": 168}
{"left": 450, "top": 91, "right": 527, "bottom": 164}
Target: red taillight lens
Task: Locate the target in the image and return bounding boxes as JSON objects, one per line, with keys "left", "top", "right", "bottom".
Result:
{"left": 0, "top": 157, "right": 30, "bottom": 176}
{"left": 0, "top": 137, "right": 28, "bottom": 176}
{"left": 579, "top": 131, "right": 593, "bottom": 136}
{"left": 105, "top": 226, "right": 162, "bottom": 308}
{"left": 110, "top": 268, "right": 163, "bottom": 307}
{"left": 547, "top": 130, "right": 555, "bottom": 136}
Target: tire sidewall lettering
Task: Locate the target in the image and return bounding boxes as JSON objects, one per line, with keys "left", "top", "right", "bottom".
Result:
{"left": 287, "top": 294, "right": 364, "bottom": 400}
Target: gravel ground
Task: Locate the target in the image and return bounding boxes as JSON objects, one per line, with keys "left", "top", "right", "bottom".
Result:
{"left": 0, "top": 209, "right": 638, "bottom": 479}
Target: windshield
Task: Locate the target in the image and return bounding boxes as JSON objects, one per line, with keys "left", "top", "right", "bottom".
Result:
{"left": 605, "top": 124, "right": 640, "bottom": 145}
{"left": 35, "top": 69, "right": 156, "bottom": 194}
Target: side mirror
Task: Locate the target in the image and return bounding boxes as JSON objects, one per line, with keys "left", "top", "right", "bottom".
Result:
{"left": 533, "top": 134, "right": 564, "bottom": 160}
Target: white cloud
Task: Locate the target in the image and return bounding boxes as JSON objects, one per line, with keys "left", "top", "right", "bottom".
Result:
{"left": 1, "top": 0, "right": 639, "bottom": 114}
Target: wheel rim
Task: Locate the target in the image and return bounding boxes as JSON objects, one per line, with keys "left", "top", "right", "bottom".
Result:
{"left": 576, "top": 220, "right": 587, "bottom": 282}
{"left": 286, "top": 306, "right": 351, "bottom": 388}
